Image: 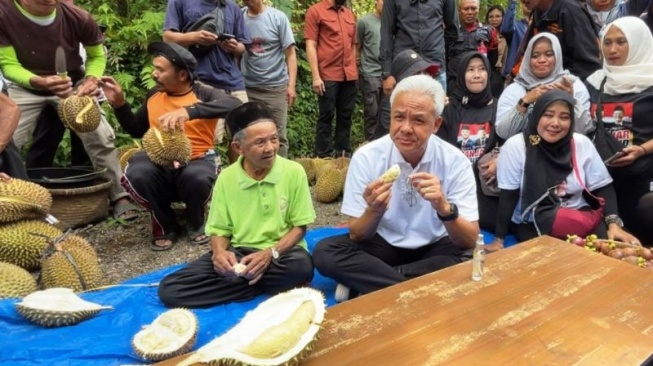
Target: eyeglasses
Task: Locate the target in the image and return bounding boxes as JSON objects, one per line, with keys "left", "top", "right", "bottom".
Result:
{"left": 401, "top": 177, "right": 417, "bottom": 207}
{"left": 411, "top": 0, "right": 428, "bottom": 5}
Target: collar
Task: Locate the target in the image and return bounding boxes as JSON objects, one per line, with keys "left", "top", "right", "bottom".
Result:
{"left": 236, "top": 155, "right": 281, "bottom": 189}
{"left": 389, "top": 135, "right": 436, "bottom": 169}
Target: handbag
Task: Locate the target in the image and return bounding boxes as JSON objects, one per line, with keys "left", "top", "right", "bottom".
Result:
{"left": 182, "top": 3, "right": 225, "bottom": 57}
{"left": 524, "top": 139, "right": 605, "bottom": 239}
{"left": 477, "top": 145, "right": 500, "bottom": 197}
{"left": 592, "top": 78, "right": 624, "bottom": 162}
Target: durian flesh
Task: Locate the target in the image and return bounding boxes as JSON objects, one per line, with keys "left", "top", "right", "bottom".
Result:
{"left": 380, "top": 164, "right": 401, "bottom": 183}
{"left": 132, "top": 308, "right": 199, "bottom": 362}
{"left": 15, "top": 288, "right": 112, "bottom": 327}
{"left": 179, "top": 288, "right": 325, "bottom": 366}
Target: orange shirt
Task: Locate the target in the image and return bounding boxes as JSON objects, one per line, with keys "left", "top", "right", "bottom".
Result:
{"left": 304, "top": 0, "right": 358, "bottom": 82}
{"left": 147, "top": 92, "right": 217, "bottom": 160}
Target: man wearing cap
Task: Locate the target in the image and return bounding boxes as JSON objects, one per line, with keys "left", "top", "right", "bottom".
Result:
{"left": 0, "top": 0, "right": 137, "bottom": 221}
{"left": 373, "top": 49, "right": 440, "bottom": 138}
{"left": 100, "top": 41, "right": 241, "bottom": 251}
{"left": 158, "top": 101, "right": 315, "bottom": 308}
{"left": 313, "top": 75, "right": 479, "bottom": 303}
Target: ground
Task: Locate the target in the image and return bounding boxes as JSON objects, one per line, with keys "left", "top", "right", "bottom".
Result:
{"left": 78, "top": 189, "right": 347, "bottom": 285}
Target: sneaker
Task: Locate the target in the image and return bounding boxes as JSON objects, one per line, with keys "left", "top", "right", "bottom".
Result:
{"left": 335, "top": 283, "right": 350, "bottom": 303}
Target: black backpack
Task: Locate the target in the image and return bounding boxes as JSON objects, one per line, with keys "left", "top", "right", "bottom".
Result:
{"left": 182, "top": 1, "right": 226, "bottom": 57}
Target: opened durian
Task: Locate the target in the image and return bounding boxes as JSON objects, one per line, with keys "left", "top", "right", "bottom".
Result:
{"left": 15, "top": 287, "right": 112, "bottom": 327}
{"left": 178, "top": 288, "right": 325, "bottom": 366}
{"left": 40, "top": 233, "right": 103, "bottom": 292}
{"left": 380, "top": 164, "right": 401, "bottom": 183}
{"left": 0, "top": 262, "right": 37, "bottom": 299}
{"left": 142, "top": 127, "right": 192, "bottom": 167}
{"left": 58, "top": 95, "right": 102, "bottom": 133}
{"left": 132, "top": 308, "right": 199, "bottom": 362}
{"left": 119, "top": 147, "right": 141, "bottom": 172}
{"left": 0, "top": 178, "right": 52, "bottom": 223}
{"left": 0, "top": 220, "right": 63, "bottom": 270}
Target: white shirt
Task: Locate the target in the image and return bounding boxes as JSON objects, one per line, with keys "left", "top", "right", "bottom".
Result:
{"left": 497, "top": 133, "right": 612, "bottom": 224}
{"left": 342, "top": 135, "right": 479, "bottom": 249}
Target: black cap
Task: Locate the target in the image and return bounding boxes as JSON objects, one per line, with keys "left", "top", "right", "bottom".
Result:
{"left": 147, "top": 41, "right": 197, "bottom": 80}
{"left": 225, "top": 101, "right": 275, "bottom": 137}
{"left": 392, "top": 50, "right": 440, "bottom": 81}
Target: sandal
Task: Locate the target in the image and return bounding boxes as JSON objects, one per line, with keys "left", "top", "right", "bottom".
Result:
{"left": 150, "top": 232, "right": 177, "bottom": 251}
{"left": 113, "top": 200, "right": 139, "bottom": 221}
{"left": 188, "top": 224, "right": 210, "bottom": 245}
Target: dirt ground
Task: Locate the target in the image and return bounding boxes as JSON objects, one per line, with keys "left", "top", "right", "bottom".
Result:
{"left": 78, "top": 188, "right": 347, "bottom": 285}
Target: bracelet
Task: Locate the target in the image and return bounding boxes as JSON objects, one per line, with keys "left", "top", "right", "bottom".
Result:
{"left": 637, "top": 145, "right": 648, "bottom": 155}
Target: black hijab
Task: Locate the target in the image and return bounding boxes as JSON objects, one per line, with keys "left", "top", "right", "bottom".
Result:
{"left": 449, "top": 51, "right": 494, "bottom": 108}
{"left": 521, "top": 90, "right": 576, "bottom": 219}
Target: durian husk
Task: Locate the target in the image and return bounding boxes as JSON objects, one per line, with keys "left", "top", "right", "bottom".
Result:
{"left": 0, "top": 178, "right": 52, "bottom": 223}
{"left": 15, "top": 287, "right": 112, "bottom": 327}
{"left": 0, "top": 220, "right": 63, "bottom": 270}
{"left": 142, "top": 127, "right": 192, "bottom": 167}
{"left": 58, "top": 95, "right": 102, "bottom": 133}
{"left": 40, "top": 234, "right": 103, "bottom": 292}
{"left": 294, "top": 158, "right": 316, "bottom": 185}
{"left": 313, "top": 163, "right": 345, "bottom": 203}
{"left": 120, "top": 147, "right": 142, "bottom": 172}
{"left": 311, "top": 158, "right": 332, "bottom": 181}
{"left": 0, "top": 262, "right": 38, "bottom": 299}
{"left": 177, "top": 288, "right": 325, "bottom": 366}
{"left": 132, "top": 308, "right": 199, "bottom": 362}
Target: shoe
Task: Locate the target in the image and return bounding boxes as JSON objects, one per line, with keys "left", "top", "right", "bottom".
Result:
{"left": 335, "top": 283, "right": 350, "bottom": 303}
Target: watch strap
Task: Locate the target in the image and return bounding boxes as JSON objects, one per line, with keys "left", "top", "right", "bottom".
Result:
{"left": 437, "top": 203, "right": 459, "bottom": 222}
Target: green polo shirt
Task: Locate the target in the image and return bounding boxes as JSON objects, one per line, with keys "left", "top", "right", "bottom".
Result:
{"left": 206, "top": 155, "right": 315, "bottom": 250}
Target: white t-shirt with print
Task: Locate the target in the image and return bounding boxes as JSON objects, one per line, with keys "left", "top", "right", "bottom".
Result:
{"left": 497, "top": 133, "right": 612, "bottom": 224}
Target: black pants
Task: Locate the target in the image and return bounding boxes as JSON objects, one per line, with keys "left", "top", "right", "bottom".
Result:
{"left": 158, "top": 246, "right": 314, "bottom": 308}
{"left": 313, "top": 234, "right": 472, "bottom": 296}
{"left": 476, "top": 173, "right": 499, "bottom": 232}
{"left": 614, "top": 176, "right": 653, "bottom": 245}
{"left": 0, "top": 142, "right": 27, "bottom": 179}
{"left": 360, "top": 75, "right": 382, "bottom": 141}
{"left": 373, "top": 94, "right": 391, "bottom": 139}
{"left": 510, "top": 220, "right": 609, "bottom": 242}
{"left": 315, "top": 80, "right": 357, "bottom": 157}
{"left": 121, "top": 152, "right": 216, "bottom": 239}
{"left": 25, "top": 104, "right": 91, "bottom": 168}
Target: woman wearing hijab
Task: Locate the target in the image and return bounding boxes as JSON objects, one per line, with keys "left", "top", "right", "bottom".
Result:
{"left": 487, "top": 90, "right": 637, "bottom": 251}
{"left": 586, "top": 16, "right": 653, "bottom": 246}
{"left": 438, "top": 51, "right": 499, "bottom": 231}
{"left": 495, "top": 33, "right": 594, "bottom": 140}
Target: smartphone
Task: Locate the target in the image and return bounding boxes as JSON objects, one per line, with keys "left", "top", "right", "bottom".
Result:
{"left": 604, "top": 151, "right": 625, "bottom": 165}
{"left": 218, "top": 33, "right": 236, "bottom": 41}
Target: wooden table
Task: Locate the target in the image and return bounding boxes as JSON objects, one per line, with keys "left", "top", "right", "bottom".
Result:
{"left": 302, "top": 236, "right": 653, "bottom": 366}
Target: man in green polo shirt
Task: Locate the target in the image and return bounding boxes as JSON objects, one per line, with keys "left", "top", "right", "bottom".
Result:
{"left": 158, "top": 101, "right": 315, "bottom": 308}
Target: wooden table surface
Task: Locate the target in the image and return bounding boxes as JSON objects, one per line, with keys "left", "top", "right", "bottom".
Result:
{"left": 302, "top": 236, "right": 653, "bottom": 366}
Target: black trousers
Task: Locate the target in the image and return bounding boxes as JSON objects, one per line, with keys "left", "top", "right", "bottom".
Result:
{"left": 373, "top": 94, "right": 391, "bottom": 139}
{"left": 313, "top": 234, "right": 472, "bottom": 296}
{"left": 121, "top": 152, "right": 216, "bottom": 239}
{"left": 158, "top": 246, "right": 314, "bottom": 308}
{"left": 613, "top": 176, "right": 653, "bottom": 246}
{"left": 0, "top": 142, "right": 27, "bottom": 179}
{"left": 315, "top": 80, "right": 357, "bottom": 157}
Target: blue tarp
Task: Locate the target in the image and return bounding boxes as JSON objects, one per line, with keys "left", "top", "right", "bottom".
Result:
{"left": 0, "top": 227, "right": 515, "bottom": 365}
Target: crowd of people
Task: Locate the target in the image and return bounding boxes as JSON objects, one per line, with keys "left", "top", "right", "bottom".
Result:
{"left": 1, "top": 0, "right": 653, "bottom": 307}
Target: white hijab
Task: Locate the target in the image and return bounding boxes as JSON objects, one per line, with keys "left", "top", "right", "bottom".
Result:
{"left": 514, "top": 32, "right": 571, "bottom": 90}
{"left": 587, "top": 16, "right": 653, "bottom": 95}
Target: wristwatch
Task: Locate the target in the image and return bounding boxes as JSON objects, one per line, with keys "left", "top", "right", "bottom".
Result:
{"left": 270, "top": 247, "right": 280, "bottom": 260}
{"left": 518, "top": 98, "right": 531, "bottom": 108}
{"left": 437, "top": 203, "right": 459, "bottom": 222}
{"left": 605, "top": 214, "right": 624, "bottom": 228}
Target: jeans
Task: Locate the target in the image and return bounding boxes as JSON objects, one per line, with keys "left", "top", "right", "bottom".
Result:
{"left": 315, "top": 80, "right": 357, "bottom": 158}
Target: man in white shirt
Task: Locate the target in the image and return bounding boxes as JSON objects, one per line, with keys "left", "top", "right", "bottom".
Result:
{"left": 313, "top": 75, "right": 480, "bottom": 302}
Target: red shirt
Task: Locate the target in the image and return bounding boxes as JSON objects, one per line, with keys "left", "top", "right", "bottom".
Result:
{"left": 304, "top": 0, "right": 358, "bottom": 82}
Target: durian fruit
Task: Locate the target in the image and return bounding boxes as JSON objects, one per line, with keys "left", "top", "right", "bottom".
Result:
{"left": 0, "top": 262, "right": 38, "bottom": 299}
{"left": 132, "top": 308, "right": 199, "bottom": 362}
{"left": 40, "top": 233, "right": 103, "bottom": 292}
{"left": 120, "top": 147, "right": 141, "bottom": 172}
{"left": 380, "top": 164, "right": 401, "bottom": 183}
{"left": 0, "top": 178, "right": 52, "bottom": 223}
{"left": 178, "top": 288, "right": 325, "bottom": 366}
{"left": 294, "top": 158, "right": 316, "bottom": 185}
{"left": 15, "top": 288, "right": 112, "bottom": 327}
{"left": 58, "top": 95, "right": 102, "bottom": 133}
{"left": 0, "top": 220, "right": 63, "bottom": 270}
{"left": 314, "top": 163, "right": 346, "bottom": 203}
{"left": 142, "top": 127, "right": 192, "bottom": 167}
{"left": 311, "top": 158, "right": 332, "bottom": 181}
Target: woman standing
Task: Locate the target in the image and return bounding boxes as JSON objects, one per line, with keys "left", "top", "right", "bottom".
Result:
{"left": 486, "top": 5, "right": 507, "bottom": 96}
{"left": 438, "top": 51, "right": 499, "bottom": 231}
{"left": 495, "top": 33, "right": 594, "bottom": 140}
{"left": 488, "top": 90, "right": 637, "bottom": 251}
{"left": 586, "top": 16, "right": 653, "bottom": 245}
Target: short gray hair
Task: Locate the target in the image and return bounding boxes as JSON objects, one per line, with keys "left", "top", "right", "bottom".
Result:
{"left": 389, "top": 74, "right": 445, "bottom": 117}
{"left": 232, "top": 129, "right": 247, "bottom": 143}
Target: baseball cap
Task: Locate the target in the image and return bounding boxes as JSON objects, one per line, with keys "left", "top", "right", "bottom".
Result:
{"left": 392, "top": 50, "right": 440, "bottom": 81}
{"left": 147, "top": 41, "right": 198, "bottom": 81}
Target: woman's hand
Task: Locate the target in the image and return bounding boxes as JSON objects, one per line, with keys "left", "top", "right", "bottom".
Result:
{"left": 479, "top": 158, "right": 497, "bottom": 183}
{"left": 522, "top": 84, "right": 552, "bottom": 105}
{"left": 607, "top": 224, "right": 640, "bottom": 246}
{"left": 606, "top": 145, "right": 645, "bottom": 167}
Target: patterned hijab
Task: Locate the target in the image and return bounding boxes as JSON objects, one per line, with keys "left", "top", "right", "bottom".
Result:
{"left": 514, "top": 33, "right": 571, "bottom": 90}
{"left": 587, "top": 17, "right": 653, "bottom": 95}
